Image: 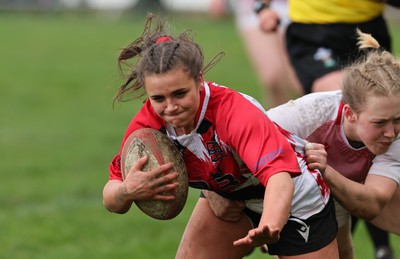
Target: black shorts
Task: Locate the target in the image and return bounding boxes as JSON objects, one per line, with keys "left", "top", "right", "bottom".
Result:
{"left": 242, "top": 197, "right": 337, "bottom": 256}
{"left": 201, "top": 191, "right": 338, "bottom": 256}
{"left": 286, "top": 15, "right": 392, "bottom": 94}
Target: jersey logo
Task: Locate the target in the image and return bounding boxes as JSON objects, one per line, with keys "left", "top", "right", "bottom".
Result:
{"left": 288, "top": 217, "right": 310, "bottom": 242}
{"left": 206, "top": 141, "right": 226, "bottom": 162}
{"left": 252, "top": 147, "right": 284, "bottom": 171}
{"left": 313, "top": 47, "right": 337, "bottom": 68}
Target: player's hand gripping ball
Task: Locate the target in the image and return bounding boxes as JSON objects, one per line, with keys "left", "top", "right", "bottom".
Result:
{"left": 121, "top": 128, "right": 189, "bottom": 220}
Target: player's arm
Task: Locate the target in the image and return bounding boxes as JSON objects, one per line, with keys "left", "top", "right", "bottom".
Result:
{"left": 304, "top": 144, "right": 398, "bottom": 220}
{"left": 260, "top": 172, "right": 293, "bottom": 236}
{"left": 305, "top": 143, "right": 397, "bottom": 220}
{"left": 324, "top": 167, "right": 397, "bottom": 220}
{"left": 370, "top": 187, "right": 400, "bottom": 234}
{"left": 103, "top": 179, "right": 134, "bottom": 214}
{"left": 234, "top": 172, "right": 293, "bottom": 247}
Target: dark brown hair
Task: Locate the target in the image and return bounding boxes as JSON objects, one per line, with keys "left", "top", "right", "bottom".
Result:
{"left": 113, "top": 14, "right": 223, "bottom": 105}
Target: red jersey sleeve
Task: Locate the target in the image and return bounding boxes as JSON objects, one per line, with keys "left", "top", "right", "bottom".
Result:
{"left": 108, "top": 100, "right": 164, "bottom": 181}
{"left": 216, "top": 90, "right": 301, "bottom": 185}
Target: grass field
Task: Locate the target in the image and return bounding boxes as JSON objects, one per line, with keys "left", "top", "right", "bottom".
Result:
{"left": 1, "top": 10, "right": 399, "bottom": 259}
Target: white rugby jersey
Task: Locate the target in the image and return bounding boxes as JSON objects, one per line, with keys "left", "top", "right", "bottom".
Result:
{"left": 370, "top": 140, "right": 400, "bottom": 183}
{"left": 267, "top": 90, "right": 400, "bottom": 184}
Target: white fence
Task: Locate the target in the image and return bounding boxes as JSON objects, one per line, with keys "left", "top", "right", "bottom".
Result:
{"left": 0, "top": 0, "right": 214, "bottom": 12}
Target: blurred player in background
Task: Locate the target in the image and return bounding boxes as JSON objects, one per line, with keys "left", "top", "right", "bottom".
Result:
{"left": 210, "top": 0, "right": 302, "bottom": 107}
{"left": 282, "top": 0, "right": 392, "bottom": 94}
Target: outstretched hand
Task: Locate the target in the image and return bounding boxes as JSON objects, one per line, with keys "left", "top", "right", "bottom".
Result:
{"left": 233, "top": 224, "right": 280, "bottom": 247}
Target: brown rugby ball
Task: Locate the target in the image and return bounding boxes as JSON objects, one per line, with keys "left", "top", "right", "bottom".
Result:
{"left": 120, "top": 128, "right": 188, "bottom": 220}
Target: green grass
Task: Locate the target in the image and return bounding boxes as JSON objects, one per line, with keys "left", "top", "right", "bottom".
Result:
{"left": 0, "top": 11, "right": 398, "bottom": 259}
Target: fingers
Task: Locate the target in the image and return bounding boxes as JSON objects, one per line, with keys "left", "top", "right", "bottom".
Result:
{"left": 304, "top": 142, "right": 327, "bottom": 173}
{"left": 152, "top": 185, "right": 180, "bottom": 201}
{"left": 233, "top": 236, "right": 251, "bottom": 246}
{"left": 124, "top": 157, "right": 180, "bottom": 200}
{"left": 130, "top": 156, "right": 177, "bottom": 180}
{"left": 233, "top": 226, "right": 280, "bottom": 247}
{"left": 304, "top": 142, "right": 325, "bottom": 151}
{"left": 304, "top": 142, "right": 314, "bottom": 151}
{"left": 156, "top": 167, "right": 178, "bottom": 180}
{"left": 148, "top": 162, "right": 179, "bottom": 190}
{"left": 238, "top": 228, "right": 260, "bottom": 245}
{"left": 130, "top": 155, "right": 149, "bottom": 173}
{"left": 155, "top": 180, "right": 180, "bottom": 194}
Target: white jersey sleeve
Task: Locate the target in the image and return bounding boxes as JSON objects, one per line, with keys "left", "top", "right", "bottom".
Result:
{"left": 370, "top": 137, "right": 400, "bottom": 184}
{"left": 266, "top": 91, "right": 343, "bottom": 139}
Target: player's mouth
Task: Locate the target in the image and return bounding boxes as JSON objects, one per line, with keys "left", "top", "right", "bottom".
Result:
{"left": 165, "top": 114, "right": 188, "bottom": 127}
{"left": 379, "top": 141, "right": 392, "bottom": 147}
{"left": 165, "top": 112, "right": 183, "bottom": 122}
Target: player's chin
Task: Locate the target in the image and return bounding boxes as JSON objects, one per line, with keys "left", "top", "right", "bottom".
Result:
{"left": 167, "top": 118, "right": 190, "bottom": 131}
{"left": 163, "top": 115, "right": 181, "bottom": 125}
{"left": 371, "top": 144, "right": 390, "bottom": 155}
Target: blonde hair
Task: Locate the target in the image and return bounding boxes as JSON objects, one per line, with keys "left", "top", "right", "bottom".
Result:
{"left": 342, "top": 29, "right": 400, "bottom": 113}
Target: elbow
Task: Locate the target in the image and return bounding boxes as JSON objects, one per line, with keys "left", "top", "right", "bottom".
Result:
{"left": 360, "top": 193, "right": 392, "bottom": 220}
{"left": 360, "top": 210, "right": 379, "bottom": 221}
{"left": 103, "top": 180, "right": 132, "bottom": 214}
{"left": 351, "top": 204, "right": 381, "bottom": 221}
{"left": 348, "top": 186, "right": 392, "bottom": 220}
{"left": 110, "top": 209, "right": 130, "bottom": 215}
{"left": 103, "top": 199, "right": 131, "bottom": 214}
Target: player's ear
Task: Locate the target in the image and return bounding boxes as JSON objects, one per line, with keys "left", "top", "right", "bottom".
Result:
{"left": 343, "top": 104, "right": 357, "bottom": 122}
{"left": 198, "top": 71, "right": 204, "bottom": 90}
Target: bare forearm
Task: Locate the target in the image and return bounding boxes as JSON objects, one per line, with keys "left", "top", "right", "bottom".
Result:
{"left": 324, "top": 166, "right": 395, "bottom": 220}
{"left": 103, "top": 180, "right": 133, "bottom": 214}
{"left": 232, "top": 173, "right": 293, "bottom": 247}
{"left": 260, "top": 173, "right": 293, "bottom": 230}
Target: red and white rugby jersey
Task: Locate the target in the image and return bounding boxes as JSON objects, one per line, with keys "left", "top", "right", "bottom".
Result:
{"left": 267, "top": 90, "right": 400, "bottom": 184}
{"left": 109, "top": 82, "right": 330, "bottom": 219}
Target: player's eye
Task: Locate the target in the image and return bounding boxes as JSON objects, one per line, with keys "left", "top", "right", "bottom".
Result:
{"left": 174, "top": 90, "right": 187, "bottom": 98}
{"left": 150, "top": 96, "right": 165, "bottom": 103}
{"left": 373, "top": 121, "right": 385, "bottom": 126}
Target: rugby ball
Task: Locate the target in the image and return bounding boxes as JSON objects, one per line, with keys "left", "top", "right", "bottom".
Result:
{"left": 120, "top": 128, "right": 188, "bottom": 220}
